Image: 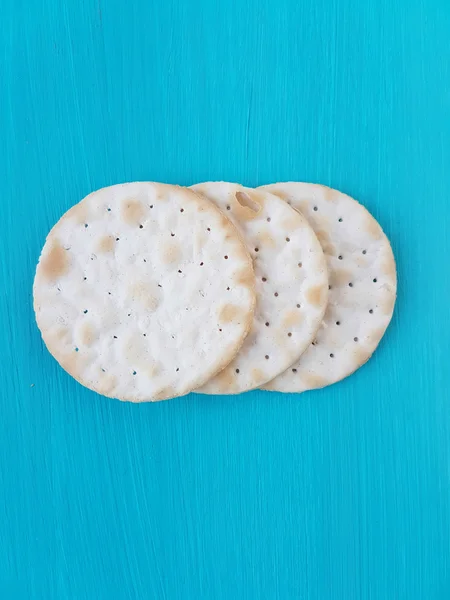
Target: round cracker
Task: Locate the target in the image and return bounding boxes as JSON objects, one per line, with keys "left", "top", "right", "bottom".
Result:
{"left": 33, "top": 182, "right": 255, "bottom": 402}
{"left": 260, "top": 183, "right": 397, "bottom": 392}
{"left": 191, "top": 182, "right": 329, "bottom": 394}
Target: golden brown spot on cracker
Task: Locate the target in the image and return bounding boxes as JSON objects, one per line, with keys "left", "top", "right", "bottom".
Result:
{"left": 281, "top": 219, "right": 297, "bottom": 233}
{"left": 319, "top": 185, "right": 336, "bottom": 203}
{"left": 40, "top": 243, "right": 68, "bottom": 281}
{"left": 330, "top": 269, "right": 353, "bottom": 286}
{"left": 213, "top": 366, "right": 236, "bottom": 392}
{"left": 250, "top": 368, "right": 265, "bottom": 386}
{"left": 302, "top": 373, "right": 328, "bottom": 390}
{"left": 316, "top": 230, "right": 331, "bottom": 245}
{"left": 315, "top": 229, "right": 336, "bottom": 254}
{"left": 354, "top": 348, "right": 372, "bottom": 366}
{"left": 356, "top": 255, "right": 368, "bottom": 268}
{"left": 282, "top": 310, "right": 303, "bottom": 328}
{"left": 236, "top": 190, "right": 262, "bottom": 210}
{"left": 297, "top": 200, "right": 309, "bottom": 214}
{"left": 97, "top": 235, "right": 115, "bottom": 253}
{"left": 305, "top": 284, "right": 326, "bottom": 308}
{"left": 263, "top": 380, "right": 277, "bottom": 391}
{"left": 60, "top": 352, "right": 84, "bottom": 379}
{"left": 381, "top": 251, "right": 397, "bottom": 280}
{"left": 80, "top": 323, "right": 96, "bottom": 346}
{"left": 152, "top": 387, "right": 175, "bottom": 401}
{"left": 160, "top": 241, "right": 181, "bottom": 265}
{"left": 365, "top": 216, "right": 383, "bottom": 240}
{"left": 145, "top": 363, "right": 161, "bottom": 379}
{"left": 97, "top": 374, "right": 117, "bottom": 396}
{"left": 217, "top": 304, "right": 245, "bottom": 324}
{"left": 233, "top": 191, "right": 262, "bottom": 221}
{"left": 128, "top": 282, "right": 161, "bottom": 311}
{"left": 52, "top": 327, "right": 70, "bottom": 342}
{"left": 259, "top": 230, "right": 276, "bottom": 248}
{"left": 367, "top": 326, "right": 387, "bottom": 346}
{"left": 121, "top": 198, "right": 146, "bottom": 226}
{"left": 146, "top": 296, "right": 160, "bottom": 311}
{"left": 381, "top": 291, "right": 396, "bottom": 315}
{"left": 234, "top": 267, "right": 255, "bottom": 289}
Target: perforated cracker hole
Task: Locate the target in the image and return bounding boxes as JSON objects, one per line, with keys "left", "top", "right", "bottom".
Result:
{"left": 286, "top": 237, "right": 290, "bottom": 242}
{"left": 178, "top": 270, "right": 182, "bottom": 273}
{"left": 150, "top": 204, "right": 153, "bottom": 209}
{"left": 287, "top": 332, "right": 292, "bottom": 337}
{"left": 84, "top": 223, "right": 88, "bottom": 228}
{"left": 274, "top": 292, "right": 279, "bottom": 297}
{"left": 200, "top": 262, "right": 204, "bottom": 266}
{"left": 226, "top": 287, "right": 230, "bottom": 291}
{"left": 224, "top": 255, "right": 228, "bottom": 260}
{"left": 267, "top": 217, "right": 271, "bottom": 222}
{"left": 369, "top": 309, "right": 374, "bottom": 314}
{"left": 235, "top": 369, "right": 240, "bottom": 374}
{"left": 176, "top": 368, "right": 179, "bottom": 372}
{"left": 265, "top": 322, "right": 270, "bottom": 327}
{"left": 83, "top": 309, "right": 88, "bottom": 314}
{"left": 338, "top": 255, "right": 343, "bottom": 260}
{"left": 139, "top": 224, "right": 143, "bottom": 229}
{"left": 296, "top": 303, "right": 301, "bottom": 308}
{"left": 254, "top": 247, "right": 259, "bottom": 252}
{"left": 133, "top": 371, "right": 137, "bottom": 375}
{"left": 180, "top": 208, "right": 184, "bottom": 213}
{"left": 207, "top": 227, "right": 211, "bottom": 231}
{"left": 219, "top": 328, "right": 222, "bottom": 332}
{"left": 348, "top": 282, "right": 353, "bottom": 287}
{"left": 143, "top": 333, "right": 146, "bottom": 337}
{"left": 298, "top": 262, "right": 302, "bottom": 268}
{"left": 262, "top": 277, "right": 267, "bottom": 282}
{"left": 354, "top": 337, "right": 359, "bottom": 342}
{"left": 338, "top": 218, "right": 343, "bottom": 222}
{"left": 292, "top": 368, "right": 297, "bottom": 373}
{"left": 226, "top": 205, "right": 230, "bottom": 210}
{"left": 75, "top": 347, "right": 79, "bottom": 352}
{"left": 107, "top": 208, "right": 111, "bottom": 212}
{"left": 313, "top": 206, "right": 318, "bottom": 211}
{"left": 113, "top": 335, "right": 118, "bottom": 339}
{"left": 362, "top": 250, "right": 367, "bottom": 255}
{"left": 330, "top": 353, "right": 334, "bottom": 358}
{"left": 83, "top": 277, "right": 87, "bottom": 281}
{"left": 265, "top": 355, "right": 269, "bottom": 360}
{"left": 373, "top": 278, "right": 378, "bottom": 283}
{"left": 336, "top": 321, "right": 341, "bottom": 326}
{"left": 116, "top": 238, "right": 120, "bottom": 241}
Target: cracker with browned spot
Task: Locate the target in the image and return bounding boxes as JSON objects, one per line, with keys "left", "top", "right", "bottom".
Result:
{"left": 260, "top": 183, "right": 397, "bottom": 392}
{"left": 191, "top": 182, "right": 328, "bottom": 394}
{"left": 33, "top": 182, "right": 255, "bottom": 402}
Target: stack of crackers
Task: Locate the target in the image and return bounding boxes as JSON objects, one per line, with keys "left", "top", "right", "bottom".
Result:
{"left": 33, "top": 182, "right": 397, "bottom": 401}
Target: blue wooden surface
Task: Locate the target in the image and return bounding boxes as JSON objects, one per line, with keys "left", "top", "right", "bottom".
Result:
{"left": 1, "top": 0, "right": 449, "bottom": 598}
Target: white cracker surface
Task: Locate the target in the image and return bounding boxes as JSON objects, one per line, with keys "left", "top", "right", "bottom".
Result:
{"left": 261, "top": 183, "right": 397, "bottom": 392}
{"left": 191, "top": 182, "right": 328, "bottom": 394}
{"left": 33, "top": 182, "right": 256, "bottom": 402}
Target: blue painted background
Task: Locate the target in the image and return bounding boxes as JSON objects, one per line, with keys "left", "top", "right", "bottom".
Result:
{"left": 1, "top": 0, "right": 449, "bottom": 598}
